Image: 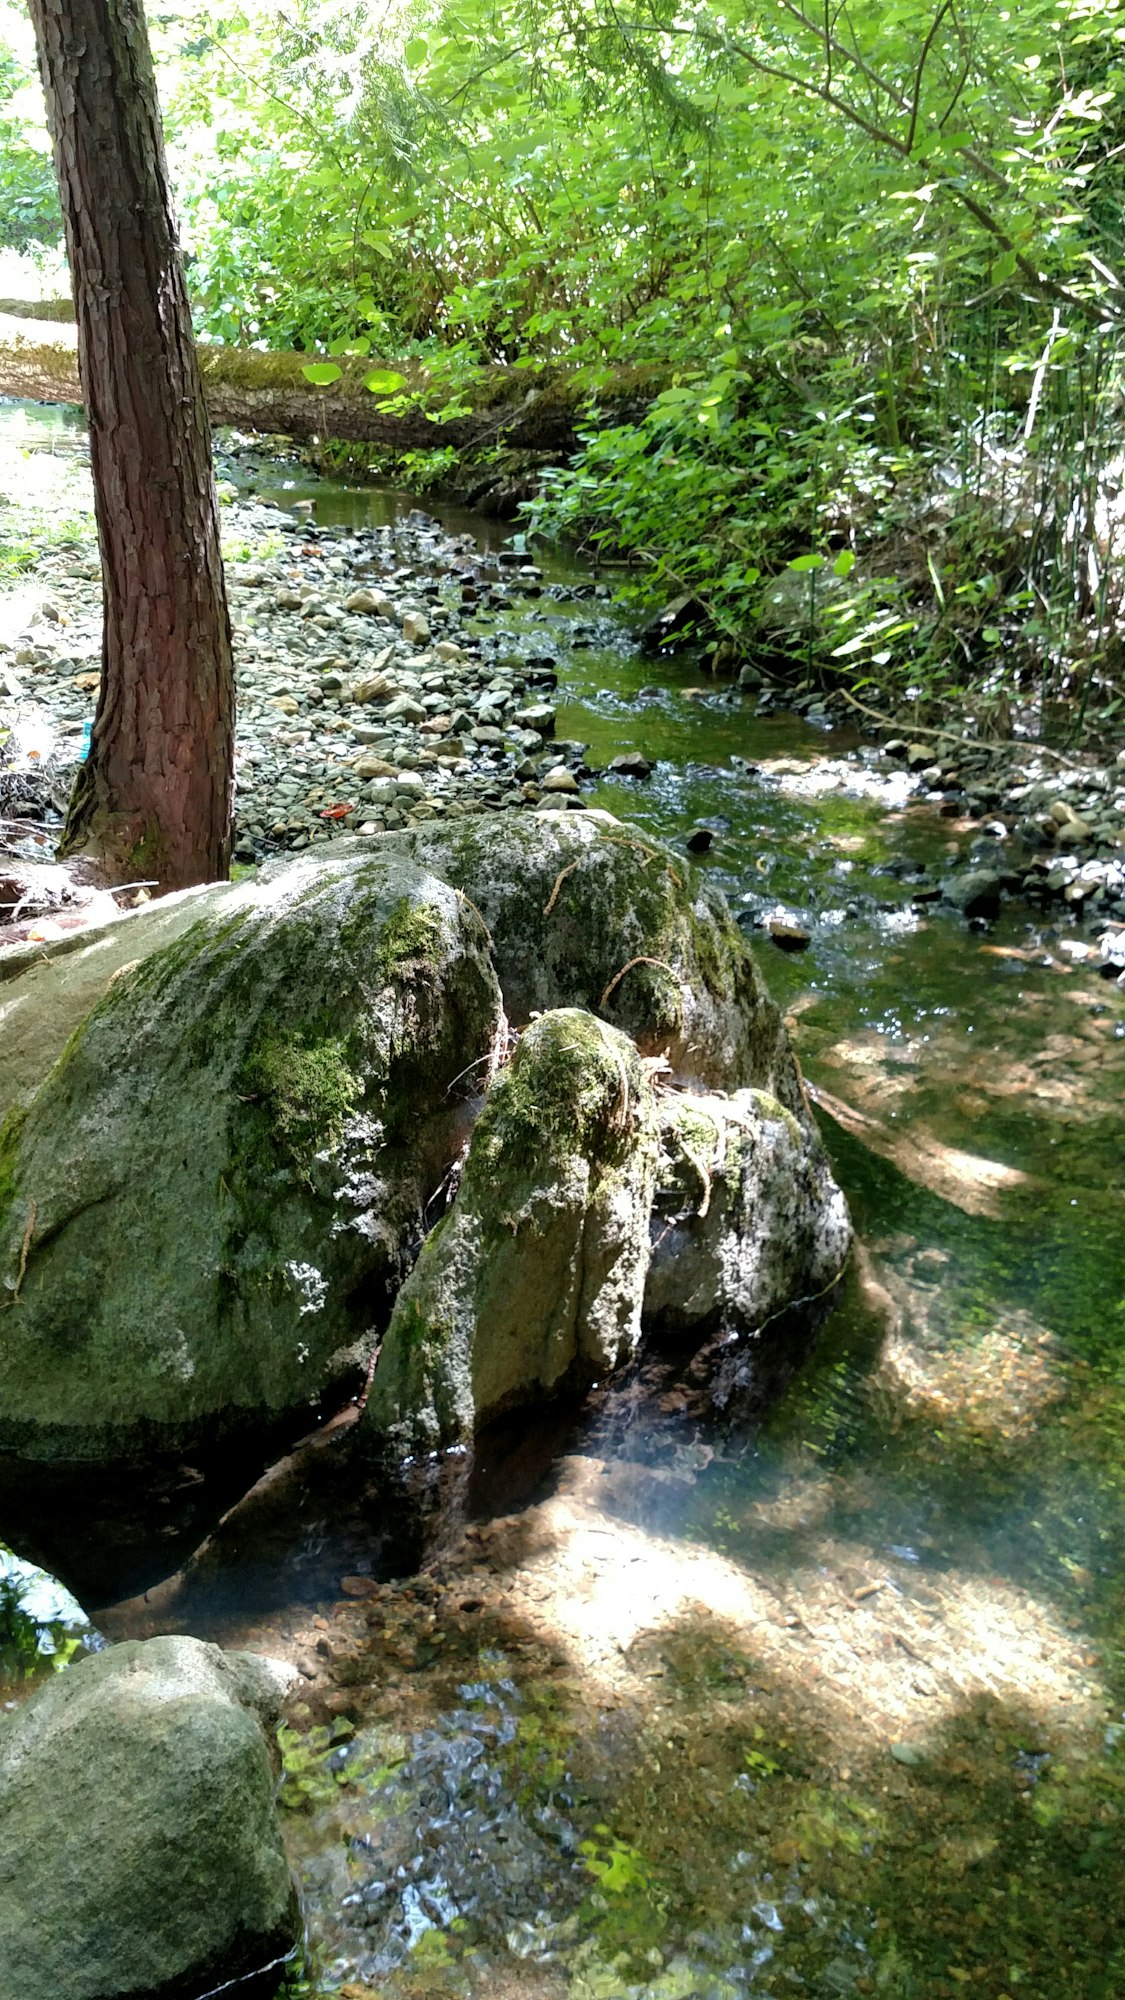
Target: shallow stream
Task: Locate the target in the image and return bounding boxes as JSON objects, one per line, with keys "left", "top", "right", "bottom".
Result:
{"left": 2, "top": 413, "right": 1124, "bottom": 1999}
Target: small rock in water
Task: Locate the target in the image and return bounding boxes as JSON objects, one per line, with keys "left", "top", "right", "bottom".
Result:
{"left": 609, "top": 752, "right": 653, "bottom": 779}
{"left": 686, "top": 825, "right": 714, "bottom": 853}
{"left": 339, "top": 1574, "right": 378, "bottom": 1598}
{"left": 768, "top": 917, "right": 812, "bottom": 951}
{"left": 540, "top": 765, "right": 580, "bottom": 794}
{"left": 890, "top": 1740, "right": 927, "bottom": 1768}
{"left": 943, "top": 869, "right": 1002, "bottom": 920}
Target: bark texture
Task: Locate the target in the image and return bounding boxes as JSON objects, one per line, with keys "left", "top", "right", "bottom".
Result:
{"left": 0, "top": 309, "right": 659, "bottom": 453}
{"left": 25, "top": 0, "right": 234, "bottom": 888}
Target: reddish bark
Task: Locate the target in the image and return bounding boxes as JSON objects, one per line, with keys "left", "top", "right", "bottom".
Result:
{"left": 26, "top": 0, "right": 234, "bottom": 888}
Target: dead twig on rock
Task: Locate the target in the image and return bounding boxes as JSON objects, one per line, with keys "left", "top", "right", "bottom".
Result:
{"left": 4, "top": 1197, "right": 36, "bottom": 1308}
{"left": 543, "top": 861, "right": 580, "bottom": 916}
{"left": 600, "top": 955, "right": 681, "bottom": 1010}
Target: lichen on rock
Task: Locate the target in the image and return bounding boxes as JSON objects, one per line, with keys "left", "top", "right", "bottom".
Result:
{"left": 0, "top": 816, "right": 849, "bottom": 1481}
{"left": 373, "top": 809, "right": 804, "bottom": 1102}
{"left": 646, "top": 1087, "right": 852, "bottom": 1335}
{"left": 364, "top": 1008, "right": 661, "bottom": 1453}
{"left": 0, "top": 1635, "right": 299, "bottom": 2000}
{"left": 0, "top": 854, "right": 502, "bottom": 1466}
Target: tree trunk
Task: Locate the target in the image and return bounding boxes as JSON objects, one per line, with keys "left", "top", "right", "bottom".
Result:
{"left": 0, "top": 310, "right": 660, "bottom": 454}
{"left": 25, "top": 0, "right": 234, "bottom": 890}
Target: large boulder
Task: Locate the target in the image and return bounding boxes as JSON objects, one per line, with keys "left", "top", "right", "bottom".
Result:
{"left": 0, "top": 854, "right": 501, "bottom": 1465}
{"left": 0, "top": 814, "right": 847, "bottom": 1493}
{"left": 365, "top": 1009, "right": 661, "bottom": 1452}
{"left": 353, "top": 811, "right": 804, "bottom": 1101}
{"left": 0, "top": 1636, "right": 298, "bottom": 2000}
{"left": 645, "top": 1089, "right": 852, "bottom": 1333}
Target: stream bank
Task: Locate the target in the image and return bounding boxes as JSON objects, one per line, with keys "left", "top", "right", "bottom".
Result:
{"left": 1, "top": 401, "right": 1124, "bottom": 2000}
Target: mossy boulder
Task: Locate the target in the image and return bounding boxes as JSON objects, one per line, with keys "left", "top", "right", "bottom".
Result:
{"left": 645, "top": 1089, "right": 852, "bottom": 1333}
{"left": 0, "top": 1636, "right": 299, "bottom": 2000}
{"left": 364, "top": 1009, "right": 661, "bottom": 1452}
{"left": 0, "top": 855, "right": 501, "bottom": 1465}
{"left": 342, "top": 811, "right": 803, "bottom": 1101}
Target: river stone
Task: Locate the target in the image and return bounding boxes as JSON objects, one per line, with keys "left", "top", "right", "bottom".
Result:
{"left": 942, "top": 868, "right": 1003, "bottom": 919}
{"left": 361, "top": 811, "right": 807, "bottom": 1105}
{"left": 645, "top": 1089, "right": 852, "bottom": 1333}
{"left": 364, "top": 1009, "right": 660, "bottom": 1451}
{"left": 0, "top": 1636, "right": 299, "bottom": 2000}
{"left": 0, "top": 854, "right": 501, "bottom": 1465}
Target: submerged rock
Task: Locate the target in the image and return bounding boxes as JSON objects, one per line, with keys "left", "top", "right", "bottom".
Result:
{"left": 0, "top": 1636, "right": 298, "bottom": 2000}
{"left": 365, "top": 1009, "right": 660, "bottom": 1451}
{"left": 942, "top": 868, "right": 1003, "bottom": 920}
{"left": 0, "top": 854, "right": 500, "bottom": 1465}
{"left": 646, "top": 1089, "right": 852, "bottom": 1333}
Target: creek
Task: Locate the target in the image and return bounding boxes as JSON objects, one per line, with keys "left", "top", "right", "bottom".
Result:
{"left": 1, "top": 411, "right": 1124, "bottom": 2000}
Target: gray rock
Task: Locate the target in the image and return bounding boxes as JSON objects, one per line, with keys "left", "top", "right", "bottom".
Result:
{"left": 364, "top": 1010, "right": 660, "bottom": 1451}
{"left": 514, "top": 705, "right": 556, "bottom": 735}
{"left": 0, "top": 855, "right": 501, "bottom": 1465}
{"left": 541, "top": 765, "right": 579, "bottom": 794}
{"left": 645, "top": 1089, "right": 851, "bottom": 1333}
{"left": 372, "top": 810, "right": 808, "bottom": 1102}
{"left": 0, "top": 1636, "right": 299, "bottom": 2000}
{"left": 943, "top": 869, "right": 1003, "bottom": 919}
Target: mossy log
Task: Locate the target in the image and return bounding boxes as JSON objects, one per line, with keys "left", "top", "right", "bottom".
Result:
{"left": 0, "top": 310, "right": 659, "bottom": 452}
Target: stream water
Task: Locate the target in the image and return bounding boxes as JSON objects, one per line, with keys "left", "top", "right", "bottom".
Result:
{"left": 2, "top": 415, "right": 1124, "bottom": 1999}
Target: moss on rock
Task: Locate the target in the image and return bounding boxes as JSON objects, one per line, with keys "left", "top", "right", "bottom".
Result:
{"left": 238, "top": 1034, "right": 363, "bottom": 1180}
{"left": 367, "top": 810, "right": 804, "bottom": 1106}
{"left": 363, "top": 1009, "right": 661, "bottom": 1453}
{"left": 0, "top": 854, "right": 502, "bottom": 1467}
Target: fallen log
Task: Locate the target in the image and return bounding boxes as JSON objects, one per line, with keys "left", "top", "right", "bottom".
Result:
{"left": 0, "top": 311, "right": 657, "bottom": 454}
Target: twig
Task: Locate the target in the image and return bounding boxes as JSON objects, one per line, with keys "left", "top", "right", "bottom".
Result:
{"left": 5, "top": 1198, "right": 36, "bottom": 1308}
{"left": 455, "top": 888, "right": 493, "bottom": 941}
{"left": 543, "top": 860, "right": 580, "bottom": 915}
{"left": 835, "top": 686, "right": 1088, "bottom": 768}
{"left": 600, "top": 955, "right": 681, "bottom": 1009}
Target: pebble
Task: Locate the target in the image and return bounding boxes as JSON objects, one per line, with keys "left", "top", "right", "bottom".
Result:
{"left": 0, "top": 466, "right": 594, "bottom": 864}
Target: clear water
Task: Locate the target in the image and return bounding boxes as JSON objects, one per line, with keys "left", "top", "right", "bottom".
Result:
{"left": 2, "top": 405, "right": 1123, "bottom": 1998}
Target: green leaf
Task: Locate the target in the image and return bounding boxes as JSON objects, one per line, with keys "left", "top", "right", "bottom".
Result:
{"left": 788, "top": 553, "right": 826, "bottom": 573}
{"left": 403, "top": 37, "right": 427, "bottom": 68}
{"left": 364, "top": 368, "right": 408, "bottom": 394}
{"left": 833, "top": 550, "right": 856, "bottom": 578}
{"left": 301, "top": 363, "right": 343, "bottom": 387}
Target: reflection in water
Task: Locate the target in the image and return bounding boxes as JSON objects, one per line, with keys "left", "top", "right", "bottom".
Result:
{"left": 0, "top": 1546, "right": 96, "bottom": 1697}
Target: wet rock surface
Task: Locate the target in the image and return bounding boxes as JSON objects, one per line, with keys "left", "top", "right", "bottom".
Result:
{"left": 0, "top": 1635, "right": 299, "bottom": 2000}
